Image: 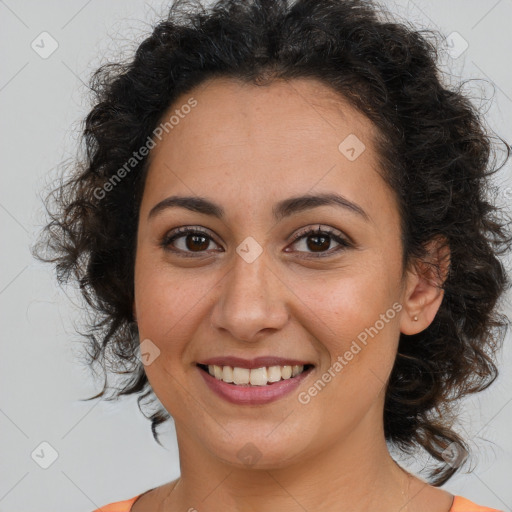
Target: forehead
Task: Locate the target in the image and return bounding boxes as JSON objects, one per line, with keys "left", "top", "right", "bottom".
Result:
{"left": 141, "top": 76, "right": 391, "bottom": 224}
{"left": 150, "top": 76, "right": 376, "bottom": 160}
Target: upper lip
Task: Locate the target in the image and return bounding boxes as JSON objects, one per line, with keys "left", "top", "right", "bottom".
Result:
{"left": 197, "top": 356, "right": 314, "bottom": 369}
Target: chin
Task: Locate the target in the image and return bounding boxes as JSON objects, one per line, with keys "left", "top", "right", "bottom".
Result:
{"left": 206, "top": 430, "right": 313, "bottom": 470}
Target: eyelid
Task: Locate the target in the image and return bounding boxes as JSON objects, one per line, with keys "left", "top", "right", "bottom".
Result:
{"left": 160, "top": 224, "right": 353, "bottom": 257}
{"left": 289, "top": 224, "right": 348, "bottom": 243}
{"left": 160, "top": 225, "right": 221, "bottom": 248}
{"left": 285, "top": 225, "right": 352, "bottom": 257}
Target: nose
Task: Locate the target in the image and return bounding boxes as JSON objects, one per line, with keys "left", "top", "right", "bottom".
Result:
{"left": 209, "top": 249, "right": 289, "bottom": 342}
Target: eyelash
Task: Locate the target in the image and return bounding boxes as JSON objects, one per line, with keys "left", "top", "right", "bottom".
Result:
{"left": 159, "top": 225, "right": 352, "bottom": 258}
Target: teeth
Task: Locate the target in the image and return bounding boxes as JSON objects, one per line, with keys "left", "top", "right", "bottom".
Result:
{"left": 267, "top": 365, "right": 282, "bottom": 383}
{"left": 213, "top": 365, "right": 223, "bottom": 380}
{"left": 249, "top": 367, "right": 267, "bottom": 386}
{"left": 282, "top": 365, "right": 292, "bottom": 379}
{"left": 233, "top": 367, "right": 250, "bottom": 385}
{"left": 206, "top": 364, "right": 306, "bottom": 386}
{"left": 222, "top": 365, "right": 234, "bottom": 383}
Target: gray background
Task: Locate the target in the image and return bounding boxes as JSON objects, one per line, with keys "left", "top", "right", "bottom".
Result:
{"left": 1, "top": 1, "right": 511, "bottom": 511}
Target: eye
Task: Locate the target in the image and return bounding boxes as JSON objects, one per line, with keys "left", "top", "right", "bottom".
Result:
{"left": 286, "top": 225, "right": 352, "bottom": 257}
{"left": 160, "top": 225, "right": 352, "bottom": 258}
{"left": 160, "top": 226, "right": 222, "bottom": 257}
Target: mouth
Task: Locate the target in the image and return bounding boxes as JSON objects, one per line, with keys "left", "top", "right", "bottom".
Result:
{"left": 196, "top": 363, "right": 315, "bottom": 387}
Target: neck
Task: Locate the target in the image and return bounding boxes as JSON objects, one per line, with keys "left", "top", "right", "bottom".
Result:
{"left": 162, "top": 407, "right": 415, "bottom": 512}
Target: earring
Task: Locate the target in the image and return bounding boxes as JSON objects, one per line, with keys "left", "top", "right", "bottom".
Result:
{"left": 413, "top": 315, "right": 418, "bottom": 321}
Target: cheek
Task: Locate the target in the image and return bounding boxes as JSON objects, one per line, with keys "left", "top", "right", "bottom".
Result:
{"left": 297, "top": 279, "right": 401, "bottom": 417}
{"left": 296, "top": 261, "right": 399, "bottom": 332}
{"left": 134, "top": 254, "right": 214, "bottom": 337}
{"left": 133, "top": 260, "right": 209, "bottom": 415}
{"left": 291, "top": 263, "right": 401, "bottom": 380}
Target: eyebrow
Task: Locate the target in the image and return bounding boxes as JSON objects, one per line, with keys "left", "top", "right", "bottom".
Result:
{"left": 147, "top": 192, "right": 370, "bottom": 223}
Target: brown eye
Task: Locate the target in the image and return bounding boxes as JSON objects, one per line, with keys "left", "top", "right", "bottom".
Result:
{"left": 287, "top": 226, "right": 351, "bottom": 257}
{"left": 160, "top": 227, "right": 221, "bottom": 256}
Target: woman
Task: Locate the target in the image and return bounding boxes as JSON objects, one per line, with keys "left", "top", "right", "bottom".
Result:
{"left": 33, "top": 0, "right": 511, "bottom": 511}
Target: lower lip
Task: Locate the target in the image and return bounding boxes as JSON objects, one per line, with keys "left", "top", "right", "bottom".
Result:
{"left": 197, "top": 365, "right": 314, "bottom": 405}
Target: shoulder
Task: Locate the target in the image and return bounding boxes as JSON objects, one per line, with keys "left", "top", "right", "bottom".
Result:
{"left": 450, "top": 495, "right": 504, "bottom": 512}
{"left": 91, "top": 494, "right": 142, "bottom": 512}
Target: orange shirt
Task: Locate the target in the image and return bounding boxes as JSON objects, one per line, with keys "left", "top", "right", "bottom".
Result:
{"left": 92, "top": 493, "right": 504, "bottom": 511}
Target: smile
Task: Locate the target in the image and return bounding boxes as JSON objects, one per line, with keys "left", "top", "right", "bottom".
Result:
{"left": 198, "top": 363, "right": 314, "bottom": 386}
{"left": 196, "top": 363, "right": 315, "bottom": 405}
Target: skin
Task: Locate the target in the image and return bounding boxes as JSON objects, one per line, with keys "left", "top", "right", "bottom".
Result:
{"left": 131, "top": 77, "right": 452, "bottom": 512}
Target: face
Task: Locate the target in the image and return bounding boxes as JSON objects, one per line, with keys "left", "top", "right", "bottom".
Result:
{"left": 133, "top": 77, "right": 417, "bottom": 470}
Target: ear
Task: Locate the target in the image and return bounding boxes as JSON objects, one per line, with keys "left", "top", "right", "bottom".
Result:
{"left": 400, "top": 235, "right": 450, "bottom": 335}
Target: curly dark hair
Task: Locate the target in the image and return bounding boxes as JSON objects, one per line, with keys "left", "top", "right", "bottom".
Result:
{"left": 32, "top": 0, "right": 512, "bottom": 486}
